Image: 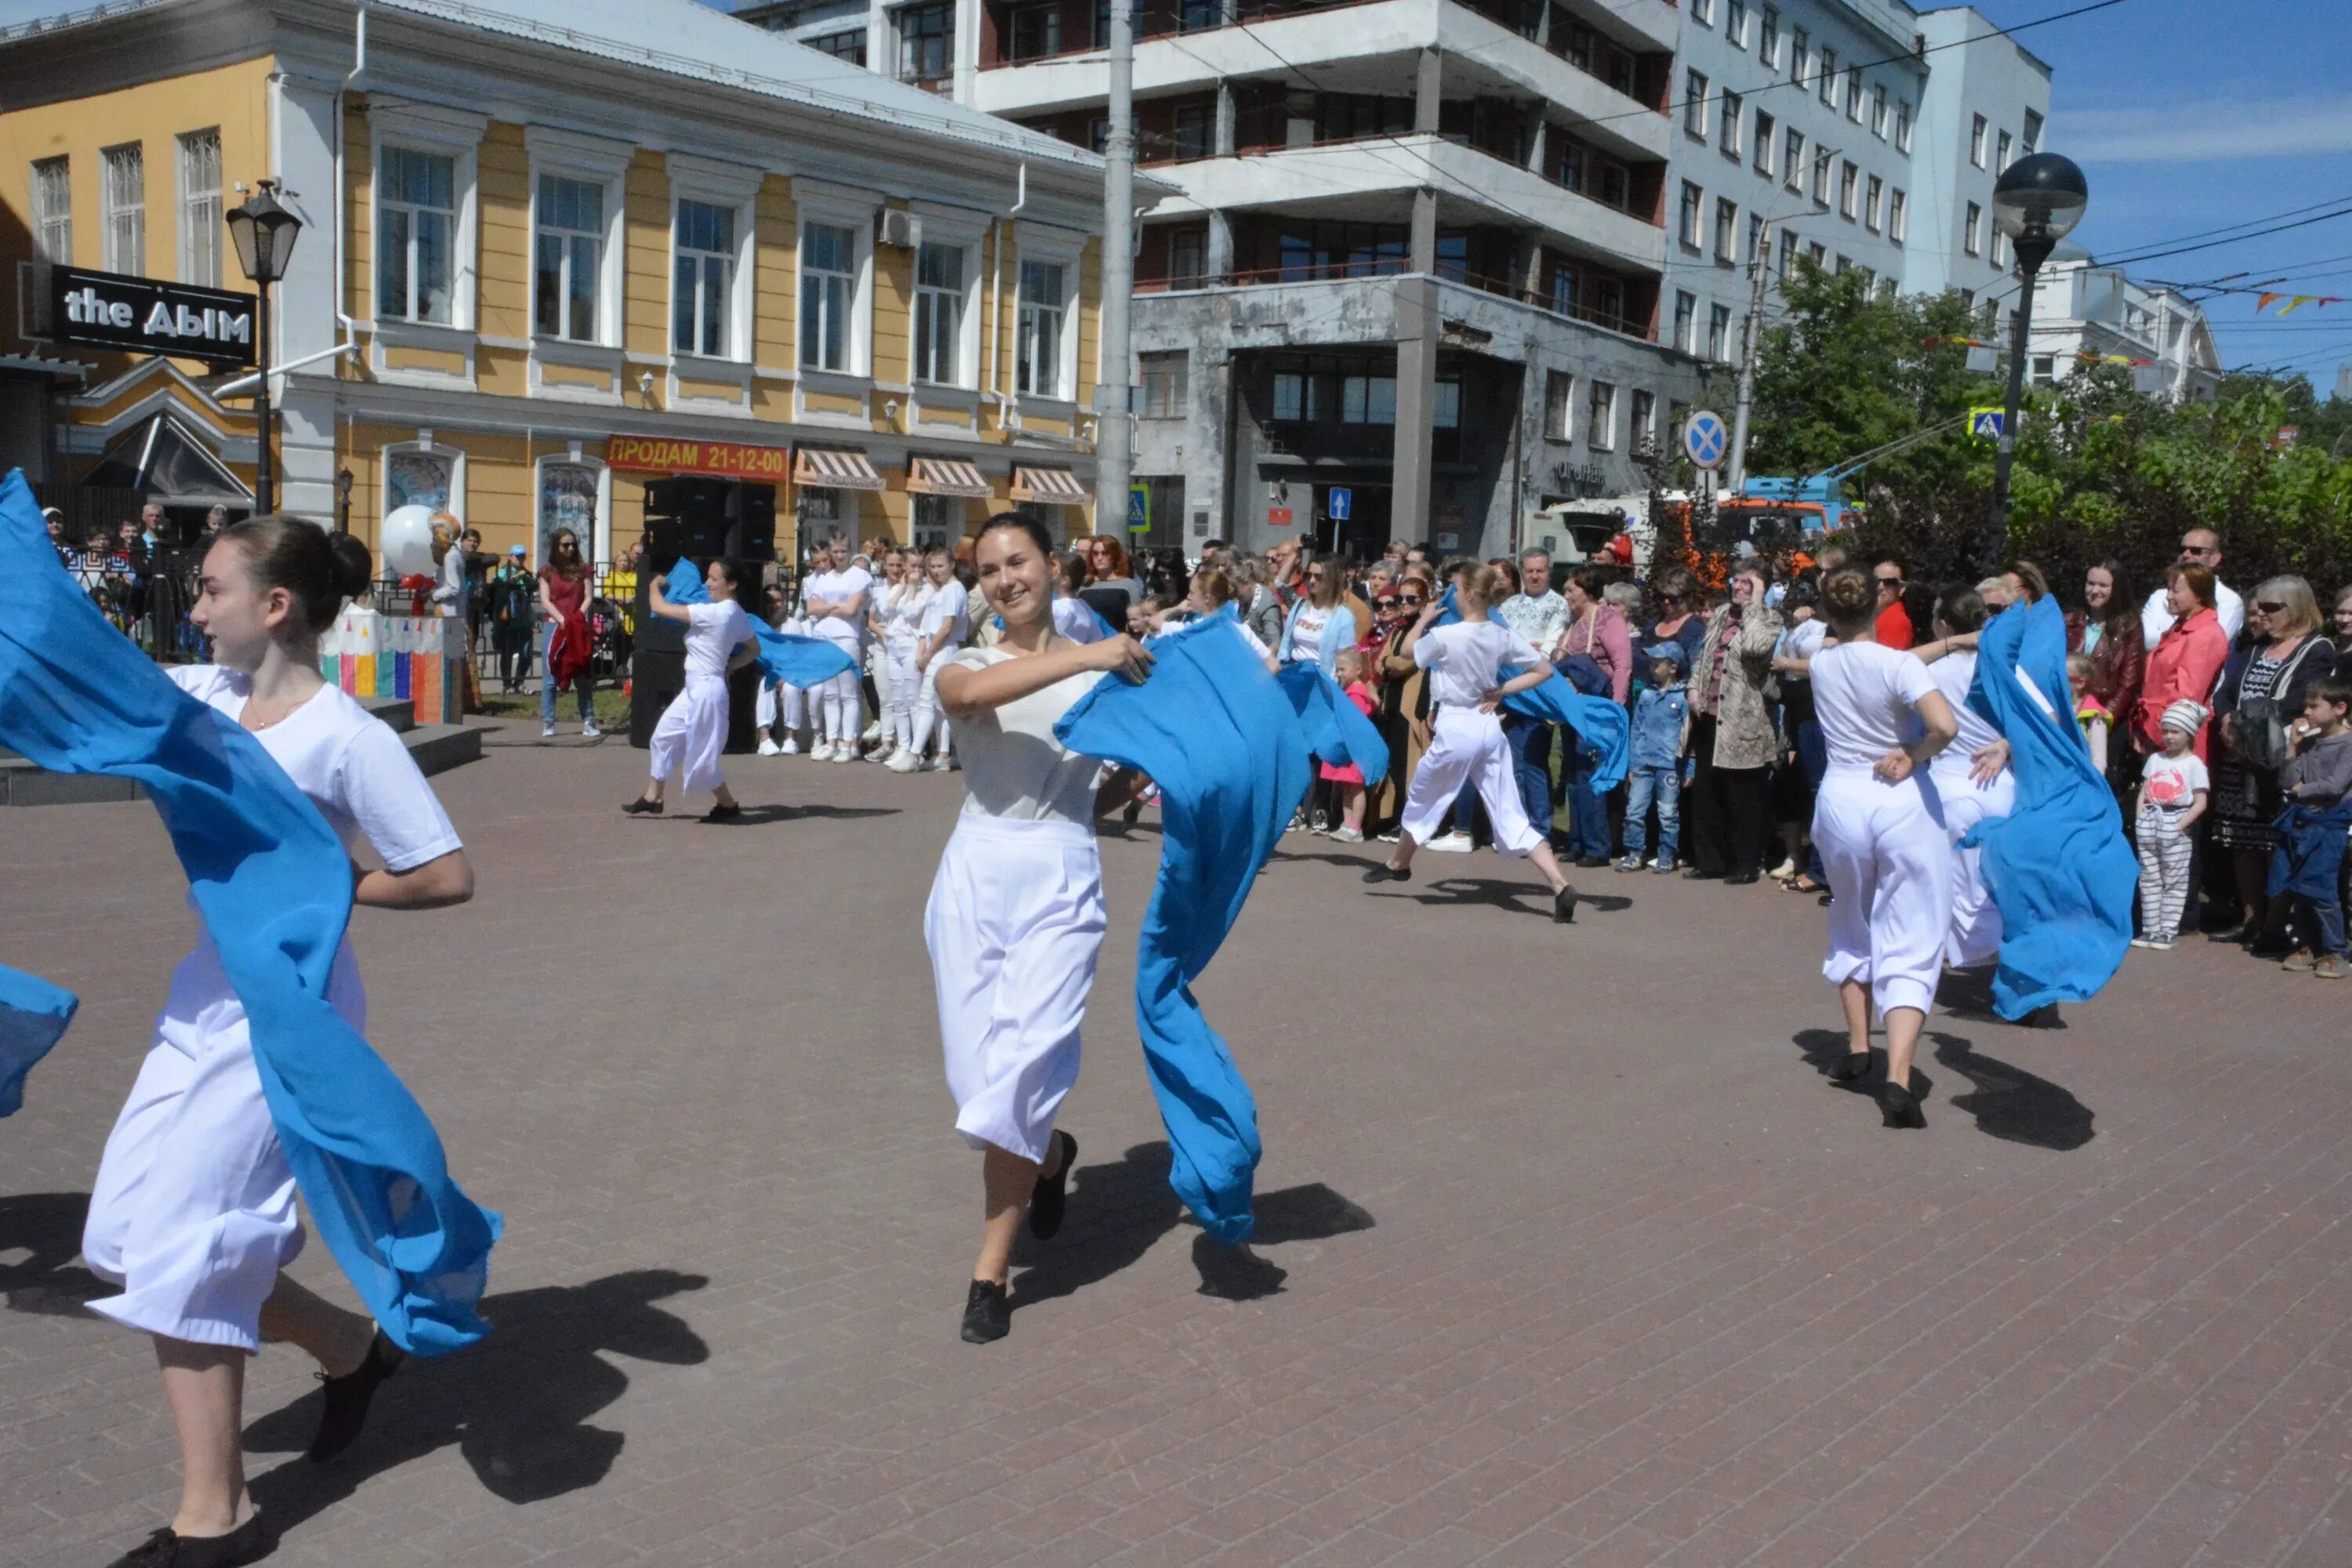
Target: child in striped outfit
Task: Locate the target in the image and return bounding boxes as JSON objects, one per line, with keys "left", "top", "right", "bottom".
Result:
{"left": 2132, "top": 699, "right": 2211, "bottom": 951}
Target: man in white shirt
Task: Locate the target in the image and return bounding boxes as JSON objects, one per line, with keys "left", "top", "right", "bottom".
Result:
{"left": 1490, "top": 549, "right": 1574, "bottom": 850}
{"left": 803, "top": 532, "right": 873, "bottom": 760}
{"left": 2140, "top": 527, "right": 2244, "bottom": 647}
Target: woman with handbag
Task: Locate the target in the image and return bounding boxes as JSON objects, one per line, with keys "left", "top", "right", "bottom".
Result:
{"left": 2210, "top": 576, "right": 2336, "bottom": 950}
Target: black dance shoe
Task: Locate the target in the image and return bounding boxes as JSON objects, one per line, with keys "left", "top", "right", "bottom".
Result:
{"left": 960, "top": 1279, "right": 1011, "bottom": 1344}
{"left": 621, "top": 797, "right": 662, "bottom": 815}
{"left": 705, "top": 803, "right": 743, "bottom": 822}
{"left": 307, "top": 1330, "right": 405, "bottom": 1463}
{"left": 1881, "top": 1082, "right": 1927, "bottom": 1130}
{"left": 109, "top": 1512, "right": 278, "bottom": 1567}
{"left": 1552, "top": 885, "right": 1579, "bottom": 924}
{"left": 1029, "top": 1131, "right": 1077, "bottom": 1240}
{"left": 1362, "top": 864, "right": 1411, "bottom": 884}
{"left": 1829, "top": 1051, "right": 1872, "bottom": 1084}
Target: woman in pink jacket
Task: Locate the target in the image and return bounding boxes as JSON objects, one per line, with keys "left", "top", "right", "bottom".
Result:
{"left": 2137, "top": 564, "right": 2230, "bottom": 763}
{"left": 1552, "top": 567, "right": 1633, "bottom": 864}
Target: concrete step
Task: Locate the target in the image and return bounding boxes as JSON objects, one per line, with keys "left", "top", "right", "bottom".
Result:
{"left": 3, "top": 713, "right": 482, "bottom": 805}
{"left": 359, "top": 695, "right": 416, "bottom": 735}
{"left": 401, "top": 722, "right": 483, "bottom": 778}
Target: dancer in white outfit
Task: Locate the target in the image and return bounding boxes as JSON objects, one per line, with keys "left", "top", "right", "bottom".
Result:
{"left": 905, "top": 546, "right": 969, "bottom": 771}
{"left": 803, "top": 532, "right": 873, "bottom": 762}
{"left": 82, "top": 517, "right": 476, "bottom": 1568}
{"left": 870, "top": 548, "right": 931, "bottom": 764}
{"left": 926, "top": 514, "right": 1155, "bottom": 1345}
{"left": 1806, "top": 567, "right": 1962, "bottom": 1130}
{"left": 624, "top": 559, "right": 757, "bottom": 821}
{"left": 1911, "top": 586, "right": 2017, "bottom": 968}
{"left": 1363, "top": 563, "right": 1581, "bottom": 923}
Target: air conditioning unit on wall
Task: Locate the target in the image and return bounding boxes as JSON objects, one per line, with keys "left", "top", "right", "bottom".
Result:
{"left": 877, "top": 209, "right": 921, "bottom": 249}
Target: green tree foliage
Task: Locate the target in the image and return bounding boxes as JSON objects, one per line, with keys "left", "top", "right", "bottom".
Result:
{"left": 1733, "top": 263, "right": 2352, "bottom": 605}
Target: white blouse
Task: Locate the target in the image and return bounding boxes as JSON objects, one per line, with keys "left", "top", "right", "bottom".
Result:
{"left": 944, "top": 647, "right": 1105, "bottom": 826}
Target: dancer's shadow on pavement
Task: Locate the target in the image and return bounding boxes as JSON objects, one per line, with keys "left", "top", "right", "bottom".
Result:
{"left": 1367, "top": 876, "right": 1632, "bottom": 916}
{"left": 1792, "top": 1029, "right": 1934, "bottom": 1104}
{"left": 0, "top": 1191, "right": 107, "bottom": 1316}
{"left": 1929, "top": 1031, "right": 2096, "bottom": 1151}
{"left": 655, "top": 804, "right": 899, "bottom": 827}
{"left": 1934, "top": 966, "right": 2070, "bottom": 1030}
{"left": 243, "top": 1269, "right": 710, "bottom": 1529}
{"left": 1008, "top": 1142, "right": 1374, "bottom": 1313}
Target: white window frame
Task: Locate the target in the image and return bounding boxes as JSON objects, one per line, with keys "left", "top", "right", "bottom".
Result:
{"left": 1720, "top": 92, "right": 1743, "bottom": 159}
{"left": 1544, "top": 369, "right": 1573, "bottom": 441}
{"left": 1725, "top": 0, "right": 1748, "bottom": 48}
{"left": 1845, "top": 67, "right": 1863, "bottom": 122}
{"left": 1896, "top": 100, "right": 1913, "bottom": 153}
{"left": 382, "top": 437, "right": 467, "bottom": 523}
{"left": 1865, "top": 175, "right": 1883, "bottom": 233}
{"left": 795, "top": 180, "right": 878, "bottom": 384}
{"left": 1818, "top": 49, "right": 1836, "bottom": 105}
{"left": 2022, "top": 108, "right": 2043, "bottom": 156}
{"left": 375, "top": 144, "right": 461, "bottom": 327}
{"left": 1759, "top": 5, "right": 1780, "bottom": 68}
{"left": 908, "top": 204, "right": 985, "bottom": 393}
{"left": 1889, "top": 189, "right": 1907, "bottom": 243}
{"left": 524, "top": 127, "right": 630, "bottom": 350}
{"left": 1672, "top": 291, "right": 1696, "bottom": 354}
{"left": 100, "top": 141, "right": 143, "bottom": 275}
{"left": 176, "top": 129, "right": 221, "bottom": 288}
{"left": 1013, "top": 223, "right": 1083, "bottom": 406}
{"left": 1588, "top": 380, "right": 1617, "bottom": 449}
{"left": 534, "top": 449, "right": 612, "bottom": 568}
{"left": 1690, "top": 0, "right": 1713, "bottom": 24}
{"left": 1683, "top": 71, "right": 1709, "bottom": 140}
{"left": 1679, "top": 181, "right": 1703, "bottom": 249}
{"left": 1970, "top": 114, "right": 1988, "bottom": 169}
{"left": 1706, "top": 304, "right": 1730, "bottom": 362}
{"left": 1632, "top": 390, "right": 1656, "bottom": 447}
{"left": 1755, "top": 110, "right": 1776, "bottom": 176}
{"left": 1838, "top": 162, "right": 1858, "bottom": 220}
{"left": 1790, "top": 27, "right": 1808, "bottom": 82}
{"left": 1965, "top": 201, "right": 1983, "bottom": 257}
{"left": 1871, "top": 85, "right": 1889, "bottom": 140}
{"left": 31, "top": 155, "right": 71, "bottom": 266}
{"left": 1997, "top": 129, "right": 2013, "bottom": 172}
{"left": 368, "top": 103, "right": 486, "bottom": 336}
{"left": 1992, "top": 227, "right": 2009, "bottom": 269}
{"left": 1715, "top": 197, "right": 1738, "bottom": 263}
{"left": 1783, "top": 127, "right": 1804, "bottom": 192}
{"left": 666, "top": 153, "right": 760, "bottom": 368}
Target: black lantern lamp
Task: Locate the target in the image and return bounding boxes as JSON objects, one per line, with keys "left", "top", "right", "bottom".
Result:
{"left": 1980, "top": 152, "right": 2087, "bottom": 574}
{"left": 226, "top": 183, "right": 303, "bottom": 514}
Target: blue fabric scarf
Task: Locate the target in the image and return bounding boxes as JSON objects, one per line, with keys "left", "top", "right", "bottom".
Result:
{"left": 0, "top": 966, "right": 77, "bottom": 1119}
{"left": 1054, "top": 609, "right": 1377, "bottom": 1243}
{"left": 663, "top": 559, "right": 855, "bottom": 691}
{"left": 1432, "top": 589, "right": 1630, "bottom": 790}
{"left": 1962, "top": 594, "right": 2136, "bottom": 1018}
{"left": 0, "top": 470, "right": 499, "bottom": 1356}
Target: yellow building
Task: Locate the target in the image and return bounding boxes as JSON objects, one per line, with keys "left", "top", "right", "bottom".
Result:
{"left": 0, "top": 0, "right": 1127, "bottom": 568}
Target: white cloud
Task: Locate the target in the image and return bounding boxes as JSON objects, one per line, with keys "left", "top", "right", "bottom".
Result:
{"left": 2060, "top": 95, "right": 2352, "bottom": 162}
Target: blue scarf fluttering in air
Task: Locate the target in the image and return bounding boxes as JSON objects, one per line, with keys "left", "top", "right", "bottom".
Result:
{"left": 1273, "top": 660, "right": 1392, "bottom": 781}
{"left": 0, "top": 470, "right": 499, "bottom": 1356}
{"left": 663, "top": 558, "right": 855, "bottom": 691}
{"left": 1962, "top": 594, "right": 2136, "bottom": 1018}
{"left": 1054, "top": 609, "right": 1374, "bottom": 1243}
{"left": 1433, "top": 589, "right": 1630, "bottom": 790}
{"left": 0, "top": 966, "right": 76, "bottom": 1119}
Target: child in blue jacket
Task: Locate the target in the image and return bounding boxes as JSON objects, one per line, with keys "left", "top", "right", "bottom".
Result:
{"left": 1617, "top": 643, "right": 1692, "bottom": 873}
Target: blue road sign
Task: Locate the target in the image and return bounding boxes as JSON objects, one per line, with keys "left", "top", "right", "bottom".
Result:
{"left": 1969, "top": 407, "right": 2007, "bottom": 441}
{"left": 1684, "top": 408, "right": 1729, "bottom": 470}
{"left": 1328, "top": 486, "right": 1352, "bottom": 522}
{"left": 1128, "top": 483, "right": 1149, "bottom": 533}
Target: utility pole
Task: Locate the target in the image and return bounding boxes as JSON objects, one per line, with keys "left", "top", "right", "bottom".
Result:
{"left": 1726, "top": 220, "right": 1771, "bottom": 492}
{"left": 1092, "top": 0, "right": 1134, "bottom": 540}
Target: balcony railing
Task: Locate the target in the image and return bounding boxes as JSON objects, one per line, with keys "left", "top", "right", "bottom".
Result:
{"left": 1138, "top": 263, "right": 1654, "bottom": 341}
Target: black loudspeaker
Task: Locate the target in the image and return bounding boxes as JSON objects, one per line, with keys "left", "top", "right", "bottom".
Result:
{"left": 644, "top": 517, "right": 683, "bottom": 577}
{"left": 724, "top": 663, "right": 763, "bottom": 753}
{"left": 629, "top": 647, "right": 685, "bottom": 747}
{"left": 725, "top": 485, "right": 776, "bottom": 562}
{"left": 645, "top": 476, "right": 732, "bottom": 559}
{"left": 631, "top": 571, "right": 684, "bottom": 655}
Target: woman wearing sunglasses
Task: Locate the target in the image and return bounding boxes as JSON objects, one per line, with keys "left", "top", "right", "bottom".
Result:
{"left": 2210, "top": 576, "right": 2337, "bottom": 951}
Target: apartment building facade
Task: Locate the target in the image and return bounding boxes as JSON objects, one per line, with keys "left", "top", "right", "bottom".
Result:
{"left": 1905, "top": 5, "right": 2049, "bottom": 306}
{"left": 2024, "top": 249, "right": 2223, "bottom": 402}
{"left": 0, "top": 0, "right": 1119, "bottom": 566}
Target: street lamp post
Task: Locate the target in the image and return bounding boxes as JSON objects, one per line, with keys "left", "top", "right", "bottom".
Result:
{"left": 1983, "top": 152, "right": 2088, "bottom": 575}
{"left": 225, "top": 183, "right": 303, "bottom": 516}
{"left": 336, "top": 466, "right": 355, "bottom": 535}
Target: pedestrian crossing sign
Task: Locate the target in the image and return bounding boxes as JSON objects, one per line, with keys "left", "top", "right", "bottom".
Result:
{"left": 1969, "top": 407, "right": 2007, "bottom": 441}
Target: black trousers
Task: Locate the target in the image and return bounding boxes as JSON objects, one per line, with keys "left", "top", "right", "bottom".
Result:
{"left": 1685, "top": 716, "right": 1773, "bottom": 877}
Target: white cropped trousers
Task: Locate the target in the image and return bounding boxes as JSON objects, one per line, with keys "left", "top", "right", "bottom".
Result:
{"left": 884, "top": 636, "right": 921, "bottom": 750}
{"left": 649, "top": 673, "right": 730, "bottom": 794}
{"left": 1932, "top": 760, "right": 2015, "bottom": 969}
{"left": 912, "top": 655, "right": 954, "bottom": 760}
{"left": 1399, "top": 706, "right": 1544, "bottom": 857}
{"left": 924, "top": 815, "right": 1105, "bottom": 1163}
{"left": 1814, "top": 765, "right": 1954, "bottom": 1018}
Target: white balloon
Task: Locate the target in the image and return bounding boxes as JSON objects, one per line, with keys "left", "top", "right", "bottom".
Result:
{"left": 380, "top": 505, "right": 441, "bottom": 579}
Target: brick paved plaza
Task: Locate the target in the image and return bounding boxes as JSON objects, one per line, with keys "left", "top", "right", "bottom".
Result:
{"left": 5, "top": 726, "right": 2350, "bottom": 1568}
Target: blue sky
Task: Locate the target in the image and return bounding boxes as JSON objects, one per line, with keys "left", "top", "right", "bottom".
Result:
{"left": 6, "top": 0, "right": 2346, "bottom": 393}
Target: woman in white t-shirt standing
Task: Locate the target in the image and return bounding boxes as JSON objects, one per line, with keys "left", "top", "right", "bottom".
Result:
{"left": 927, "top": 514, "right": 1154, "bottom": 1345}
{"left": 1363, "top": 563, "right": 1580, "bottom": 923}
{"left": 1806, "top": 567, "right": 1962, "bottom": 1130}
{"left": 83, "top": 517, "right": 475, "bottom": 1568}
{"left": 623, "top": 559, "right": 757, "bottom": 821}
{"left": 902, "top": 545, "right": 971, "bottom": 771}
{"left": 870, "top": 546, "right": 931, "bottom": 765}
{"left": 802, "top": 532, "right": 873, "bottom": 763}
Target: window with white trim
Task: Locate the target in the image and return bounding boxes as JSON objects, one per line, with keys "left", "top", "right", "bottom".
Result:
{"left": 1871, "top": 85, "right": 1889, "bottom": 139}
{"left": 379, "top": 147, "right": 456, "bottom": 325}
{"left": 101, "top": 143, "right": 143, "bottom": 274}
{"left": 1889, "top": 189, "right": 1907, "bottom": 242}
{"left": 1707, "top": 304, "right": 1730, "bottom": 362}
{"left": 177, "top": 130, "right": 220, "bottom": 287}
{"left": 1790, "top": 27, "right": 1808, "bottom": 82}
{"left": 1544, "top": 370, "right": 1573, "bottom": 440}
{"left": 1588, "top": 380, "right": 1617, "bottom": 449}
{"left": 1720, "top": 93, "right": 1743, "bottom": 158}
{"left": 2022, "top": 109, "right": 2043, "bottom": 156}
{"left": 1970, "top": 114, "right": 1987, "bottom": 168}
{"left": 535, "top": 174, "right": 604, "bottom": 341}
{"left": 385, "top": 441, "right": 463, "bottom": 517}
{"left": 801, "top": 220, "right": 858, "bottom": 373}
{"left": 1726, "top": 0, "right": 1747, "bottom": 47}
{"left": 1679, "top": 181, "right": 1703, "bottom": 248}
{"left": 1715, "top": 198, "right": 1737, "bottom": 263}
{"left": 1672, "top": 292, "right": 1695, "bottom": 354}
{"left": 537, "top": 456, "right": 608, "bottom": 566}
{"left": 1846, "top": 67, "right": 1862, "bottom": 122}
{"left": 1997, "top": 129, "right": 2012, "bottom": 171}
{"left": 1778, "top": 228, "right": 1797, "bottom": 276}
{"left": 1992, "top": 227, "right": 2009, "bottom": 269}
{"left": 1838, "top": 162, "right": 1857, "bottom": 220}
{"left": 32, "top": 156, "right": 71, "bottom": 264}
{"left": 913, "top": 240, "right": 966, "bottom": 385}
{"left": 1141, "top": 352, "right": 1188, "bottom": 417}
{"left": 1896, "top": 100, "right": 1913, "bottom": 152}
{"left": 1812, "top": 147, "right": 1831, "bottom": 205}
{"left": 1818, "top": 49, "right": 1836, "bottom": 105}
{"left": 1865, "top": 175, "right": 1883, "bottom": 233}
{"left": 673, "top": 198, "right": 737, "bottom": 358}
{"left": 1965, "top": 201, "right": 1983, "bottom": 257}
{"left": 1683, "top": 71, "right": 1708, "bottom": 139}
{"left": 1015, "top": 258, "right": 1067, "bottom": 398}
{"left": 1783, "top": 127, "right": 1804, "bottom": 191}
{"left": 1690, "top": 0, "right": 1712, "bottom": 23}
{"left": 1632, "top": 390, "right": 1655, "bottom": 446}
{"left": 1759, "top": 5, "right": 1780, "bottom": 67}
{"left": 1755, "top": 111, "right": 1776, "bottom": 175}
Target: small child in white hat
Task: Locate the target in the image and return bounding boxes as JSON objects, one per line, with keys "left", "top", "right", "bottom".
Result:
{"left": 2132, "top": 699, "right": 2212, "bottom": 950}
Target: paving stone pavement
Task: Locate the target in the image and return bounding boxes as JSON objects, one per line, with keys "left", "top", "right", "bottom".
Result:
{"left": 4, "top": 720, "right": 2350, "bottom": 1568}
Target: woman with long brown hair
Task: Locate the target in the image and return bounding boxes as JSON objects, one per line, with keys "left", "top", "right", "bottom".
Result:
{"left": 536, "top": 528, "right": 601, "bottom": 739}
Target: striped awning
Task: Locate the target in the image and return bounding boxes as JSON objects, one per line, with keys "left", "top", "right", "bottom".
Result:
{"left": 906, "top": 456, "right": 993, "bottom": 498}
{"left": 793, "top": 445, "right": 884, "bottom": 492}
{"left": 1010, "top": 465, "right": 1090, "bottom": 506}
